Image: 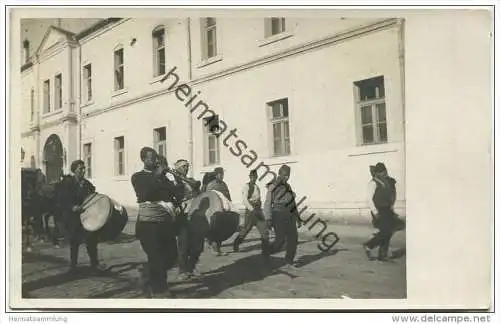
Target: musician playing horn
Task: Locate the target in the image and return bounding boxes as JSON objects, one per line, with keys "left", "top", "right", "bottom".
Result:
{"left": 131, "top": 147, "right": 178, "bottom": 298}
{"left": 57, "top": 160, "right": 107, "bottom": 274}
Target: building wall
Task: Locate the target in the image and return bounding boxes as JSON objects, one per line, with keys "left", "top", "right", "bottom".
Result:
{"left": 79, "top": 18, "right": 191, "bottom": 205}
{"left": 189, "top": 17, "right": 384, "bottom": 79}
{"left": 188, "top": 24, "right": 404, "bottom": 214}
{"left": 19, "top": 17, "right": 406, "bottom": 217}
{"left": 79, "top": 18, "right": 190, "bottom": 115}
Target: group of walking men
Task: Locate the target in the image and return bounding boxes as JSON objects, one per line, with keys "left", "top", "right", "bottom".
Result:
{"left": 27, "top": 144, "right": 403, "bottom": 298}
{"left": 129, "top": 146, "right": 303, "bottom": 298}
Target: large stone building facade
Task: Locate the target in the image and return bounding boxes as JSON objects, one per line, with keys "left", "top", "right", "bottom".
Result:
{"left": 20, "top": 17, "right": 407, "bottom": 217}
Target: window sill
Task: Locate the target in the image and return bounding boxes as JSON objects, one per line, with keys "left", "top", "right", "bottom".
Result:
{"left": 112, "top": 88, "right": 128, "bottom": 98}
{"left": 41, "top": 109, "right": 63, "bottom": 119}
{"left": 258, "top": 31, "right": 294, "bottom": 47}
{"left": 197, "top": 55, "right": 223, "bottom": 69}
{"left": 112, "top": 175, "right": 129, "bottom": 182}
{"left": 81, "top": 100, "right": 95, "bottom": 108}
{"left": 262, "top": 154, "right": 299, "bottom": 166}
{"left": 348, "top": 142, "right": 398, "bottom": 157}
{"left": 150, "top": 74, "right": 167, "bottom": 85}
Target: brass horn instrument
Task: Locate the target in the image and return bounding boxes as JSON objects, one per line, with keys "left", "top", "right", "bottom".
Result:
{"left": 165, "top": 167, "right": 200, "bottom": 189}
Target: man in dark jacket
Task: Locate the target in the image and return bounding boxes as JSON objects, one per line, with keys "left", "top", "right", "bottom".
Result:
{"left": 57, "top": 160, "right": 107, "bottom": 274}
{"left": 263, "top": 164, "right": 300, "bottom": 269}
{"left": 363, "top": 162, "right": 405, "bottom": 261}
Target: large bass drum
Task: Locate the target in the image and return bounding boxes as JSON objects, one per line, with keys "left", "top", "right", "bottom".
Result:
{"left": 80, "top": 193, "right": 129, "bottom": 241}
{"left": 184, "top": 190, "right": 240, "bottom": 243}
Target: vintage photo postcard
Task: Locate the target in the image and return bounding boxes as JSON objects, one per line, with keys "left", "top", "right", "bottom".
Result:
{"left": 6, "top": 5, "right": 494, "bottom": 311}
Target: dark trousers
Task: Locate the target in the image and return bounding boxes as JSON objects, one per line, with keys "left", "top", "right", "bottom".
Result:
{"left": 234, "top": 208, "right": 270, "bottom": 252}
{"left": 136, "top": 221, "right": 178, "bottom": 293}
{"left": 364, "top": 207, "right": 400, "bottom": 258}
{"left": 177, "top": 220, "right": 205, "bottom": 274}
{"left": 267, "top": 210, "right": 298, "bottom": 264}
{"left": 69, "top": 225, "right": 99, "bottom": 268}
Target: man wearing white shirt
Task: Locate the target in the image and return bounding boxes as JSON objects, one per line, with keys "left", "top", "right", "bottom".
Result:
{"left": 232, "top": 169, "right": 270, "bottom": 254}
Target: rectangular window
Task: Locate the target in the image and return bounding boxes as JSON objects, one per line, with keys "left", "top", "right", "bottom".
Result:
{"left": 354, "top": 76, "right": 387, "bottom": 145}
{"left": 265, "top": 18, "right": 286, "bottom": 37}
{"left": 55, "top": 74, "right": 62, "bottom": 110}
{"left": 30, "top": 88, "right": 34, "bottom": 122}
{"left": 114, "top": 48, "right": 124, "bottom": 91}
{"left": 268, "top": 98, "right": 291, "bottom": 156}
{"left": 83, "top": 143, "right": 92, "bottom": 178}
{"left": 43, "top": 79, "right": 50, "bottom": 114}
{"left": 114, "top": 136, "right": 125, "bottom": 176}
{"left": 153, "top": 127, "right": 167, "bottom": 158}
{"left": 152, "top": 28, "right": 166, "bottom": 77}
{"left": 202, "top": 18, "right": 217, "bottom": 59}
{"left": 83, "top": 64, "right": 92, "bottom": 102}
{"left": 204, "top": 115, "right": 220, "bottom": 165}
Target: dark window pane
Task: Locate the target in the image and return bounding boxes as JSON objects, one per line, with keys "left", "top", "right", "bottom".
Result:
{"left": 283, "top": 121, "right": 290, "bottom": 138}
{"left": 274, "top": 139, "right": 282, "bottom": 155}
{"left": 378, "top": 123, "right": 388, "bottom": 143}
{"left": 284, "top": 139, "right": 290, "bottom": 154}
{"left": 206, "top": 18, "right": 216, "bottom": 27}
{"left": 361, "top": 106, "right": 373, "bottom": 125}
{"left": 362, "top": 125, "right": 374, "bottom": 144}
{"left": 158, "top": 48, "right": 166, "bottom": 74}
{"left": 282, "top": 102, "right": 289, "bottom": 117}
{"left": 272, "top": 104, "right": 281, "bottom": 118}
{"left": 376, "top": 103, "right": 386, "bottom": 122}
{"left": 356, "top": 76, "right": 384, "bottom": 101}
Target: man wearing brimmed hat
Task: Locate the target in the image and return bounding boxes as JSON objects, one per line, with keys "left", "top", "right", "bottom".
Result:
{"left": 263, "top": 164, "right": 300, "bottom": 269}
{"left": 232, "top": 169, "right": 270, "bottom": 254}
{"left": 363, "top": 162, "right": 405, "bottom": 261}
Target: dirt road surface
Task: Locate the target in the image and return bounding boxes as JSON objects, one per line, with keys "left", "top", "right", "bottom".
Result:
{"left": 22, "top": 223, "right": 406, "bottom": 299}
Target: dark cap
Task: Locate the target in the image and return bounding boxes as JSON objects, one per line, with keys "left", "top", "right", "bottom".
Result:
{"left": 249, "top": 169, "right": 257, "bottom": 177}
{"left": 214, "top": 167, "right": 224, "bottom": 174}
{"left": 278, "top": 164, "right": 291, "bottom": 174}
{"left": 373, "top": 162, "right": 387, "bottom": 173}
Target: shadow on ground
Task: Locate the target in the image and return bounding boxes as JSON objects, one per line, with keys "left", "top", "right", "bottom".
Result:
{"left": 173, "top": 246, "right": 347, "bottom": 298}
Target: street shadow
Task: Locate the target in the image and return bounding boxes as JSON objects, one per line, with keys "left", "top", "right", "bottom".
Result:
{"left": 220, "top": 237, "right": 261, "bottom": 248}
{"left": 174, "top": 243, "right": 344, "bottom": 298}
{"left": 88, "top": 283, "right": 143, "bottom": 299}
{"left": 22, "top": 251, "right": 68, "bottom": 265}
{"left": 294, "top": 248, "right": 348, "bottom": 268}
{"left": 22, "top": 269, "right": 88, "bottom": 296}
{"left": 236, "top": 239, "right": 309, "bottom": 254}
{"left": 106, "top": 261, "right": 144, "bottom": 274}
{"left": 173, "top": 254, "right": 286, "bottom": 298}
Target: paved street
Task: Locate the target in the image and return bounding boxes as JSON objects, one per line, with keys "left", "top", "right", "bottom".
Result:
{"left": 22, "top": 223, "right": 406, "bottom": 299}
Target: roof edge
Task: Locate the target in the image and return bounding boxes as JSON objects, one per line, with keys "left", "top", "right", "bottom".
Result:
{"left": 75, "top": 18, "right": 123, "bottom": 41}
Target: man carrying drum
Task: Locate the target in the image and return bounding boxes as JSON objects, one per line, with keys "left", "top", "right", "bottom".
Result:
{"left": 205, "top": 167, "right": 232, "bottom": 255}
{"left": 131, "top": 147, "right": 178, "bottom": 298}
{"left": 171, "top": 159, "right": 205, "bottom": 281}
{"left": 57, "top": 160, "right": 107, "bottom": 274}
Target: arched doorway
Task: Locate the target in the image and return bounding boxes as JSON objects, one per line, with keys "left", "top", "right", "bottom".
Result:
{"left": 43, "top": 134, "right": 63, "bottom": 184}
